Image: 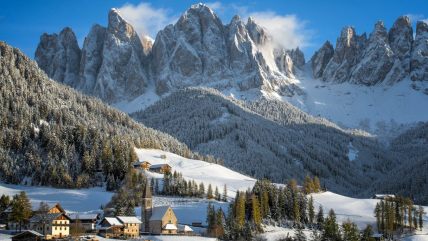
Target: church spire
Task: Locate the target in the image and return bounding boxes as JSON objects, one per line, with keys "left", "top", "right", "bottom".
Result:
{"left": 143, "top": 180, "right": 152, "bottom": 199}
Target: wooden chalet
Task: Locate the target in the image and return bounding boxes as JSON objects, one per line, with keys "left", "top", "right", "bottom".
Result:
{"left": 98, "top": 216, "right": 141, "bottom": 239}
{"left": 148, "top": 164, "right": 172, "bottom": 174}
{"left": 68, "top": 213, "right": 100, "bottom": 232}
{"left": 133, "top": 161, "right": 152, "bottom": 170}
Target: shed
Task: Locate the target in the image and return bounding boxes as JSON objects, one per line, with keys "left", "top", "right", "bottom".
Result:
{"left": 12, "top": 230, "right": 43, "bottom": 241}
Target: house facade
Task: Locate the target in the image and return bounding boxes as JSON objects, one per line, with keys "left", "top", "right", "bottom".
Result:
{"left": 149, "top": 164, "right": 172, "bottom": 174}
{"left": 69, "top": 213, "right": 100, "bottom": 232}
{"left": 30, "top": 213, "right": 70, "bottom": 239}
{"left": 99, "top": 216, "right": 141, "bottom": 239}
{"left": 133, "top": 161, "right": 152, "bottom": 170}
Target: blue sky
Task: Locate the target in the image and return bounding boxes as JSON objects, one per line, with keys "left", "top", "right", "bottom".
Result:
{"left": 0, "top": 0, "right": 427, "bottom": 59}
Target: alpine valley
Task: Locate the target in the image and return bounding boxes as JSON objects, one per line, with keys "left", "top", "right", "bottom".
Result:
{"left": 1, "top": 2, "right": 428, "bottom": 241}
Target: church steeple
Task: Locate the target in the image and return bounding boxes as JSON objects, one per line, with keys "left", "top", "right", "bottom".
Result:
{"left": 141, "top": 179, "right": 153, "bottom": 233}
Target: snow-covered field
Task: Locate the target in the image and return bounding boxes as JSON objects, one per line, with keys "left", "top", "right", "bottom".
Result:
{"left": 312, "top": 191, "right": 379, "bottom": 229}
{"left": 135, "top": 148, "right": 256, "bottom": 198}
{"left": 0, "top": 183, "right": 113, "bottom": 212}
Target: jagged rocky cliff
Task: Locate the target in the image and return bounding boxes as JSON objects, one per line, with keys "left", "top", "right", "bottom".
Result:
{"left": 312, "top": 16, "right": 428, "bottom": 85}
{"left": 35, "top": 4, "right": 303, "bottom": 103}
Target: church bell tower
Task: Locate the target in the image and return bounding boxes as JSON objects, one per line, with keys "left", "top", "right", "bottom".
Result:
{"left": 141, "top": 180, "right": 152, "bottom": 233}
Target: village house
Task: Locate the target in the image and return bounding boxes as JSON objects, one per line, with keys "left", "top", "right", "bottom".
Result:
{"left": 29, "top": 212, "right": 71, "bottom": 239}
{"left": 149, "top": 164, "right": 172, "bottom": 174}
{"left": 117, "top": 216, "right": 141, "bottom": 238}
{"left": 3, "top": 203, "right": 66, "bottom": 232}
{"left": 133, "top": 161, "right": 152, "bottom": 170}
{"left": 98, "top": 217, "right": 123, "bottom": 239}
{"left": 68, "top": 213, "right": 100, "bottom": 232}
{"left": 98, "top": 216, "right": 141, "bottom": 239}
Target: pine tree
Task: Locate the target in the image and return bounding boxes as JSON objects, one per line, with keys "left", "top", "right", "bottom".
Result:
{"left": 303, "top": 175, "right": 314, "bottom": 194}
{"left": 199, "top": 182, "right": 205, "bottom": 198}
{"left": 317, "top": 205, "right": 325, "bottom": 228}
{"left": 375, "top": 202, "right": 381, "bottom": 232}
{"left": 313, "top": 176, "right": 321, "bottom": 192}
{"left": 0, "top": 194, "right": 10, "bottom": 213}
{"left": 251, "top": 194, "right": 262, "bottom": 230}
{"left": 206, "top": 203, "right": 216, "bottom": 236}
{"left": 322, "top": 209, "right": 340, "bottom": 241}
{"left": 308, "top": 196, "right": 315, "bottom": 226}
{"left": 215, "top": 208, "right": 225, "bottom": 237}
{"left": 342, "top": 220, "right": 360, "bottom": 241}
{"left": 419, "top": 206, "right": 424, "bottom": 231}
{"left": 11, "top": 192, "right": 32, "bottom": 232}
{"left": 235, "top": 192, "right": 246, "bottom": 230}
{"left": 215, "top": 186, "right": 220, "bottom": 201}
{"left": 207, "top": 184, "right": 214, "bottom": 199}
{"left": 261, "top": 190, "right": 270, "bottom": 219}
{"left": 222, "top": 184, "right": 228, "bottom": 202}
{"left": 361, "top": 225, "right": 375, "bottom": 241}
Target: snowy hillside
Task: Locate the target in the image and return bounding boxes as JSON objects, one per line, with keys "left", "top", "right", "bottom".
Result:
{"left": 279, "top": 68, "right": 428, "bottom": 136}
{"left": 135, "top": 148, "right": 256, "bottom": 198}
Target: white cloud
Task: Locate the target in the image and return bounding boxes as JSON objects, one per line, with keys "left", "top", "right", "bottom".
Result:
{"left": 117, "top": 2, "right": 311, "bottom": 50}
{"left": 118, "top": 2, "right": 176, "bottom": 39}
{"left": 248, "top": 11, "right": 310, "bottom": 49}
{"left": 205, "top": 1, "right": 223, "bottom": 11}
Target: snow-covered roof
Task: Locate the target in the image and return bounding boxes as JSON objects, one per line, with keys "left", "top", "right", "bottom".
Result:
{"left": 103, "top": 217, "right": 123, "bottom": 227}
{"left": 372, "top": 233, "right": 383, "bottom": 238}
{"left": 150, "top": 164, "right": 170, "bottom": 169}
{"left": 178, "top": 224, "right": 193, "bottom": 232}
{"left": 372, "top": 194, "right": 395, "bottom": 199}
{"left": 12, "top": 230, "right": 44, "bottom": 238}
{"left": 150, "top": 206, "right": 170, "bottom": 221}
{"left": 117, "top": 216, "right": 142, "bottom": 224}
{"left": 163, "top": 223, "right": 178, "bottom": 230}
{"left": 68, "top": 213, "right": 99, "bottom": 221}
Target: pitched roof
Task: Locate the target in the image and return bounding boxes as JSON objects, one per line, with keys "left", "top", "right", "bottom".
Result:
{"left": 150, "top": 164, "right": 170, "bottom": 169}
{"left": 150, "top": 206, "right": 170, "bottom": 221}
{"left": 12, "top": 230, "right": 44, "bottom": 238}
{"left": 30, "top": 213, "right": 69, "bottom": 223}
{"left": 116, "top": 216, "right": 142, "bottom": 224}
{"left": 163, "top": 223, "right": 178, "bottom": 230}
{"left": 68, "top": 213, "right": 99, "bottom": 221}
{"left": 102, "top": 217, "right": 123, "bottom": 227}
{"left": 178, "top": 224, "right": 193, "bottom": 232}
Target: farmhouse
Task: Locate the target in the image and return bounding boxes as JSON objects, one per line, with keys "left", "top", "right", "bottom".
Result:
{"left": 98, "top": 217, "right": 123, "bottom": 239}
{"left": 69, "top": 213, "right": 100, "bottom": 232}
{"left": 98, "top": 216, "right": 141, "bottom": 239}
{"left": 142, "top": 182, "right": 183, "bottom": 235}
{"left": 133, "top": 161, "right": 152, "bottom": 170}
{"left": 149, "top": 164, "right": 172, "bottom": 174}
{"left": 29, "top": 212, "right": 71, "bottom": 239}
